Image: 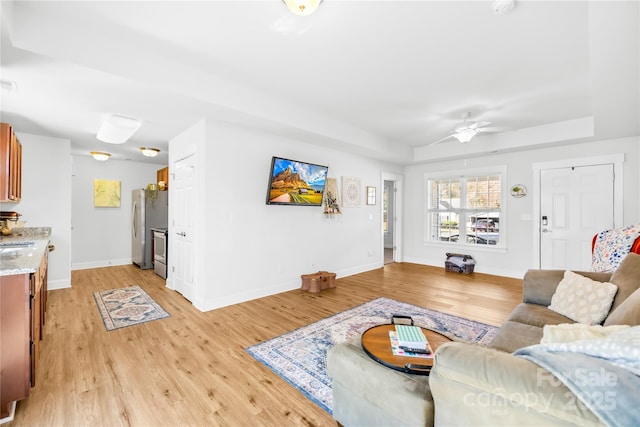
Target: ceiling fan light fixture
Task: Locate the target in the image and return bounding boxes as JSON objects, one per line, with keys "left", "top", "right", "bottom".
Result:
{"left": 453, "top": 129, "right": 478, "bottom": 143}
{"left": 492, "top": 0, "right": 515, "bottom": 15}
{"left": 140, "top": 147, "right": 160, "bottom": 157}
{"left": 97, "top": 114, "right": 142, "bottom": 144}
{"left": 90, "top": 151, "right": 111, "bottom": 161}
{"left": 282, "top": 0, "right": 322, "bottom": 16}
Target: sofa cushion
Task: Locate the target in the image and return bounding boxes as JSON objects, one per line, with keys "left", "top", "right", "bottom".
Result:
{"left": 326, "top": 336, "right": 433, "bottom": 427}
{"left": 430, "top": 342, "right": 604, "bottom": 426}
{"left": 508, "top": 303, "right": 575, "bottom": 328}
{"left": 607, "top": 252, "right": 640, "bottom": 314}
{"left": 490, "top": 304, "right": 577, "bottom": 352}
{"left": 489, "top": 320, "right": 545, "bottom": 353}
{"left": 604, "top": 288, "right": 640, "bottom": 326}
{"left": 548, "top": 271, "right": 617, "bottom": 325}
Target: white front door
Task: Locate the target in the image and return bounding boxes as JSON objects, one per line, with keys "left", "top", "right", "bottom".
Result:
{"left": 540, "top": 164, "right": 614, "bottom": 270}
{"left": 172, "top": 155, "right": 196, "bottom": 302}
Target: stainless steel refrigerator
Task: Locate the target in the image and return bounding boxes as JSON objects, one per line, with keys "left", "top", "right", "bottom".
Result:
{"left": 132, "top": 189, "right": 168, "bottom": 269}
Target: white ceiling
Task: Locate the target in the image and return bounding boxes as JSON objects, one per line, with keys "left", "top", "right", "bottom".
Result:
{"left": 1, "top": 1, "right": 638, "bottom": 166}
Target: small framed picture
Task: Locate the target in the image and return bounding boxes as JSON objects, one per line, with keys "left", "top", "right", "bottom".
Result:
{"left": 367, "top": 186, "right": 376, "bottom": 205}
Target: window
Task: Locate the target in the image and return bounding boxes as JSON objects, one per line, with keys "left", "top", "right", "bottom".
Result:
{"left": 426, "top": 170, "right": 503, "bottom": 246}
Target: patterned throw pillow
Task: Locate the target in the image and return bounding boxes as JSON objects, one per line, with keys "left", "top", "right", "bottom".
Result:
{"left": 549, "top": 270, "right": 618, "bottom": 325}
{"left": 592, "top": 224, "right": 640, "bottom": 272}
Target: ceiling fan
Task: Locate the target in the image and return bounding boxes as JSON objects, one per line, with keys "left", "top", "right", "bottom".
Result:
{"left": 428, "top": 112, "right": 496, "bottom": 146}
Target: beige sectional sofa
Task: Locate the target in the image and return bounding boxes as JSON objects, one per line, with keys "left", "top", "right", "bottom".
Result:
{"left": 327, "top": 253, "right": 640, "bottom": 427}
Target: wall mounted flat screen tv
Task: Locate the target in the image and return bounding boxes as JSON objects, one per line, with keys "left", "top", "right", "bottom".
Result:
{"left": 266, "top": 156, "right": 329, "bottom": 206}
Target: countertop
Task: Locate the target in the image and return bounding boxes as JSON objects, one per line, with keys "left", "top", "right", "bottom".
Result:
{"left": 0, "top": 227, "right": 51, "bottom": 276}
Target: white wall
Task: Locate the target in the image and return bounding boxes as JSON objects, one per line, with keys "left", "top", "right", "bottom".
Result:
{"left": 71, "top": 155, "right": 163, "bottom": 269}
{"left": 403, "top": 136, "right": 640, "bottom": 279}
{"left": 0, "top": 133, "right": 72, "bottom": 289}
{"left": 190, "top": 122, "right": 402, "bottom": 311}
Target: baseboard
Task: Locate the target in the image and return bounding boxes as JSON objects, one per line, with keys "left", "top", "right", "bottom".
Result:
{"left": 195, "top": 262, "right": 384, "bottom": 312}
{"left": 48, "top": 278, "right": 71, "bottom": 290}
{"left": 71, "top": 258, "right": 131, "bottom": 270}
{"left": 335, "top": 261, "right": 384, "bottom": 278}
{"left": 195, "top": 278, "right": 300, "bottom": 312}
{"left": 0, "top": 401, "right": 16, "bottom": 425}
{"left": 402, "top": 256, "right": 523, "bottom": 279}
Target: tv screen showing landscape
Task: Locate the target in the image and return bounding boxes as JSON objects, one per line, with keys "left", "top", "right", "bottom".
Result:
{"left": 266, "top": 156, "right": 329, "bottom": 206}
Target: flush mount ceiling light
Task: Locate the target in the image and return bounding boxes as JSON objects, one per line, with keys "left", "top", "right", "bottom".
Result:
{"left": 282, "top": 0, "right": 322, "bottom": 16}
{"left": 90, "top": 151, "right": 111, "bottom": 161}
{"left": 140, "top": 147, "right": 160, "bottom": 157}
{"left": 96, "top": 114, "right": 142, "bottom": 144}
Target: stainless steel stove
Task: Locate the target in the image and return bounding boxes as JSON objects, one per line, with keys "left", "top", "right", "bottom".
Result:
{"left": 151, "top": 228, "right": 168, "bottom": 279}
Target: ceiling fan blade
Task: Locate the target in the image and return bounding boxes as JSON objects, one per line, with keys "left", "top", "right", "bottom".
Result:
{"left": 427, "top": 134, "right": 455, "bottom": 146}
{"left": 468, "top": 121, "right": 491, "bottom": 129}
{"left": 477, "top": 126, "right": 508, "bottom": 133}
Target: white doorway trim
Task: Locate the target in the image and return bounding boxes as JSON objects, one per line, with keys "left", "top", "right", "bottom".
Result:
{"left": 382, "top": 172, "right": 403, "bottom": 263}
{"left": 532, "top": 154, "right": 624, "bottom": 268}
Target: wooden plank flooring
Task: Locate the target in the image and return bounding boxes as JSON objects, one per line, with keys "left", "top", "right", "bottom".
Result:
{"left": 9, "top": 262, "right": 522, "bottom": 426}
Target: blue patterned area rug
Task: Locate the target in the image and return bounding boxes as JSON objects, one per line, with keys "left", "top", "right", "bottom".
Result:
{"left": 246, "top": 297, "right": 498, "bottom": 414}
{"left": 93, "top": 285, "right": 170, "bottom": 331}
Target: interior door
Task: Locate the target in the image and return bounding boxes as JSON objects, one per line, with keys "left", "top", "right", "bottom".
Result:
{"left": 172, "top": 156, "right": 196, "bottom": 302}
{"left": 540, "top": 164, "right": 614, "bottom": 270}
{"left": 381, "top": 172, "right": 403, "bottom": 264}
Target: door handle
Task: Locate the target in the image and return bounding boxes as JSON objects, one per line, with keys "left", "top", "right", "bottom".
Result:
{"left": 176, "top": 232, "right": 186, "bottom": 237}
{"left": 542, "top": 229, "right": 552, "bottom": 233}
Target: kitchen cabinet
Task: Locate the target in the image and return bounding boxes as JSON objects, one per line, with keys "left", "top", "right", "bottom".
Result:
{"left": 0, "top": 250, "right": 48, "bottom": 419}
{"left": 157, "top": 166, "right": 168, "bottom": 189}
{"left": 0, "top": 122, "right": 22, "bottom": 203}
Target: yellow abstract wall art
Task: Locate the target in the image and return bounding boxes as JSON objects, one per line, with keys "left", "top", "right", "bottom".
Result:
{"left": 94, "top": 179, "right": 121, "bottom": 207}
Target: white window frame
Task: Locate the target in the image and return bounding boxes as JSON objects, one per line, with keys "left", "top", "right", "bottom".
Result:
{"left": 425, "top": 166, "right": 507, "bottom": 249}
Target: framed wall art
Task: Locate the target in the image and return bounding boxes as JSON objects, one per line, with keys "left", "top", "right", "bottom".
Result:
{"left": 367, "top": 186, "right": 376, "bottom": 205}
{"left": 342, "top": 177, "right": 361, "bottom": 207}
{"left": 94, "top": 179, "right": 121, "bottom": 207}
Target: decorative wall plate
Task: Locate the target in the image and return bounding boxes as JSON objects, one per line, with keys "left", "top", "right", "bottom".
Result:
{"left": 342, "top": 177, "right": 361, "bottom": 207}
{"left": 510, "top": 184, "right": 527, "bottom": 198}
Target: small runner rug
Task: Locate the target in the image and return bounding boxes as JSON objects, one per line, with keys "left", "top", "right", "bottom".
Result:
{"left": 93, "top": 285, "right": 170, "bottom": 331}
{"left": 246, "top": 297, "right": 498, "bottom": 415}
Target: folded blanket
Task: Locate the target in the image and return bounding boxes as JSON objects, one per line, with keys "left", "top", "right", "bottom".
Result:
{"left": 515, "top": 327, "right": 640, "bottom": 427}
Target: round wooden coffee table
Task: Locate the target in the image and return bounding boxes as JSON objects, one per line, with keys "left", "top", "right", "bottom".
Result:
{"left": 361, "top": 323, "right": 452, "bottom": 375}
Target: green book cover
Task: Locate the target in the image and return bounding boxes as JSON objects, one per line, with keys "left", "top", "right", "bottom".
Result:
{"left": 395, "top": 325, "right": 428, "bottom": 349}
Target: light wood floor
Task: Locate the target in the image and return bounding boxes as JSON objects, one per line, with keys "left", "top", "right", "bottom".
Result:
{"left": 9, "top": 263, "right": 522, "bottom": 427}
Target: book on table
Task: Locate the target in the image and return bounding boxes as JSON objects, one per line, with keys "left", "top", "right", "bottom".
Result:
{"left": 395, "top": 324, "right": 429, "bottom": 350}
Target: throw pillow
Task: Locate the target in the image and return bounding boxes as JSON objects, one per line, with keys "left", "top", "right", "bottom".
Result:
{"left": 604, "top": 288, "right": 640, "bottom": 326}
{"left": 592, "top": 224, "right": 640, "bottom": 272}
{"left": 548, "top": 270, "right": 618, "bottom": 325}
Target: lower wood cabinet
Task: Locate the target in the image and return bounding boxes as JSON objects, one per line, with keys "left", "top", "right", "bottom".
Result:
{"left": 0, "top": 250, "right": 48, "bottom": 419}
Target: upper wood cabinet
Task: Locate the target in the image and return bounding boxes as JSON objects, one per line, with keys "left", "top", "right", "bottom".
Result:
{"left": 0, "top": 122, "right": 22, "bottom": 203}
{"left": 157, "top": 166, "right": 168, "bottom": 189}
